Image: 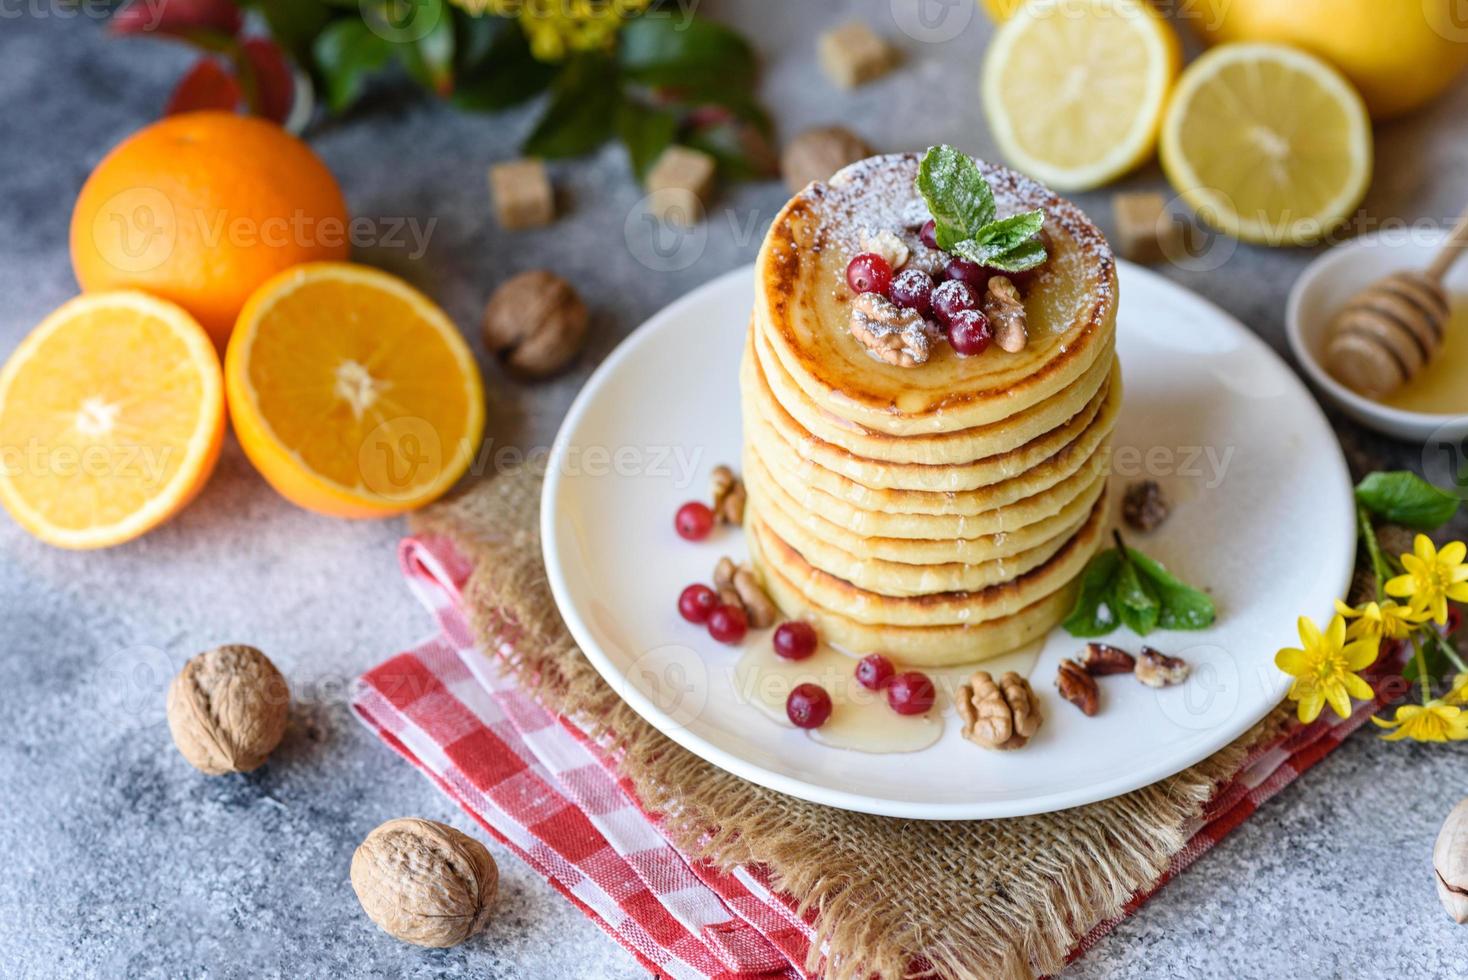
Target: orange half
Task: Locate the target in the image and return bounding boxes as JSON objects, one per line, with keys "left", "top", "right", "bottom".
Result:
{"left": 0, "top": 291, "right": 225, "bottom": 549}
{"left": 225, "top": 262, "right": 485, "bottom": 518}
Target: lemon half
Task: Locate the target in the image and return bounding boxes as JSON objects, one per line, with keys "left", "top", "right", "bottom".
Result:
{"left": 1160, "top": 42, "right": 1373, "bottom": 246}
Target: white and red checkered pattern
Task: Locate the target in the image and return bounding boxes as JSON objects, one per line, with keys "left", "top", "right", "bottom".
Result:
{"left": 352, "top": 535, "right": 1397, "bottom": 978}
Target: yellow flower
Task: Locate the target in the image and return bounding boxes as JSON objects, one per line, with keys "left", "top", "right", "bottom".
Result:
{"left": 1384, "top": 535, "right": 1468, "bottom": 625}
{"left": 455, "top": 0, "right": 652, "bottom": 61}
{"left": 1370, "top": 700, "right": 1468, "bottom": 742}
{"left": 1333, "top": 598, "right": 1429, "bottom": 643}
{"left": 1446, "top": 673, "right": 1468, "bottom": 706}
{"left": 1275, "top": 614, "right": 1378, "bottom": 723}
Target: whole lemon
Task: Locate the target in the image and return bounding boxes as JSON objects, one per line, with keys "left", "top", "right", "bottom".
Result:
{"left": 1191, "top": 0, "right": 1468, "bottom": 119}
{"left": 71, "top": 112, "right": 350, "bottom": 348}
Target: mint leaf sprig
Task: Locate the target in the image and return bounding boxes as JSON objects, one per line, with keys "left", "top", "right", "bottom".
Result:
{"left": 1063, "top": 531, "right": 1216, "bottom": 638}
{"left": 915, "top": 144, "right": 1048, "bottom": 273}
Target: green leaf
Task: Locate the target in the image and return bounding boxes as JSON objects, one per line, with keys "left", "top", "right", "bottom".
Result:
{"left": 916, "top": 145, "right": 995, "bottom": 250}
{"left": 452, "top": 17, "right": 556, "bottom": 111}
{"left": 1063, "top": 549, "right": 1122, "bottom": 637}
{"left": 395, "top": 0, "right": 455, "bottom": 96}
{"left": 618, "top": 15, "right": 757, "bottom": 89}
{"left": 1355, "top": 471, "right": 1460, "bottom": 530}
{"left": 951, "top": 234, "right": 1049, "bottom": 273}
{"left": 617, "top": 101, "right": 677, "bottom": 179}
{"left": 1127, "top": 547, "right": 1217, "bottom": 631}
{"left": 1113, "top": 559, "right": 1161, "bottom": 635}
{"left": 312, "top": 18, "right": 395, "bottom": 112}
{"left": 523, "top": 55, "right": 621, "bottom": 159}
{"left": 252, "top": 0, "right": 334, "bottom": 63}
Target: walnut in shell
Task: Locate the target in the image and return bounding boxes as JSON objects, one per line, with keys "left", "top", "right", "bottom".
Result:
{"left": 1435, "top": 798, "right": 1468, "bottom": 924}
{"left": 482, "top": 270, "right": 589, "bottom": 379}
{"left": 352, "top": 817, "right": 499, "bottom": 947}
{"left": 166, "top": 644, "right": 289, "bottom": 775}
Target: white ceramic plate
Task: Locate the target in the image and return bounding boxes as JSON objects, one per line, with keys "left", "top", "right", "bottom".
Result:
{"left": 1287, "top": 229, "right": 1468, "bottom": 442}
{"left": 542, "top": 262, "right": 1355, "bottom": 819}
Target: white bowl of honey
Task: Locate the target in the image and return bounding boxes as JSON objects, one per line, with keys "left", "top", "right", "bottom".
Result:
{"left": 1288, "top": 228, "right": 1468, "bottom": 443}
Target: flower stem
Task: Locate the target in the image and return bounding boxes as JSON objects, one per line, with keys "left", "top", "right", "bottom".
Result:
{"left": 1357, "top": 504, "right": 1389, "bottom": 601}
{"left": 1413, "top": 635, "right": 1432, "bottom": 704}
{"left": 1432, "top": 628, "right": 1468, "bottom": 674}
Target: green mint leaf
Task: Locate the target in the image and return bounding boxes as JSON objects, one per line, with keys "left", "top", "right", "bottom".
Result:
{"left": 1063, "top": 548, "right": 1122, "bottom": 637}
{"left": 1126, "top": 546, "right": 1217, "bottom": 631}
{"left": 1355, "top": 471, "right": 1460, "bottom": 530}
{"left": 975, "top": 208, "right": 1046, "bottom": 252}
{"left": 1113, "top": 558, "right": 1161, "bottom": 635}
{"left": 951, "top": 235, "right": 1048, "bottom": 273}
{"left": 619, "top": 16, "right": 757, "bottom": 90}
{"left": 916, "top": 145, "right": 996, "bottom": 250}
{"left": 453, "top": 16, "right": 556, "bottom": 111}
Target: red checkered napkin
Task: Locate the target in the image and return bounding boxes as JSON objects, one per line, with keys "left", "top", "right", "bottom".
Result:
{"left": 352, "top": 536, "right": 1396, "bottom": 978}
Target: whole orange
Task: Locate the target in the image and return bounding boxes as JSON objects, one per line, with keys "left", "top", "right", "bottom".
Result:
{"left": 70, "top": 112, "right": 350, "bottom": 347}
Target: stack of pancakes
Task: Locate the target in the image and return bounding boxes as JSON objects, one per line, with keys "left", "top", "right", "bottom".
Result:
{"left": 742, "top": 153, "right": 1120, "bottom": 667}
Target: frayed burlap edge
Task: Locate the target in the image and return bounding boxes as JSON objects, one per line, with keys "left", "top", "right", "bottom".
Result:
{"left": 413, "top": 468, "right": 1292, "bottom": 980}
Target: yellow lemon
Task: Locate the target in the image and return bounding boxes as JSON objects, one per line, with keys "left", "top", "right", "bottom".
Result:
{"left": 1160, "top": 43, "right": 1373, "bottom": 247}
{"left": 1191, "top": 0, "right": 1468, "bottom": 120}
{"left": 981, "top": 0, "right": 1180, "bottom": 191}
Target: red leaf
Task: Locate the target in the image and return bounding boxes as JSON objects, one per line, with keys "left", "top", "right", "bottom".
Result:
{"left": 239, "top": 38, "right": 295, "bottom": 124}
{"left": 111, "top": 0, "right": 243, "bottom": 40}
{"left": 165, "top": 58, "right": 242, "bottom": 116}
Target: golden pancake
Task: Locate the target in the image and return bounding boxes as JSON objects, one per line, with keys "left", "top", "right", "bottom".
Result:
{"left": 745, "top": 438, "right": 1108, "bottom": 570}
{"left": 752, "top": 319, "right": 1115, "bottom": 465}
{"left": 747, "top": 514, "right": 1099, "bottom": 667}
{"left": 755, "top": 152, "right": 1117, "bottom": 437}
{"left": 744, "top": 354, "right": 1121, "bottom": 524}
{"left": 743, "top": 335, "right": 1116, "bottom": 492}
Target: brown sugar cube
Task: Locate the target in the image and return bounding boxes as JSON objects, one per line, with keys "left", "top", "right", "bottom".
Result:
{"left": 646, "top": 145, "right": 716, "bottom": 227}
{"left": 819, "top": 22, "right": 895, "bottom": 89}
{"left": 781, "top": 126, "right": 873, "bottom": 193}
{"left": 1112, "top": 191, "right": 1180, "bottom": 265}
{"left": 490, "top": 158, "right": 554, "bottom": 230}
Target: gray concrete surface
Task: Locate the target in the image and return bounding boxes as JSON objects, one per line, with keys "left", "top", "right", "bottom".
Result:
{"left": 2, "top": 3, "right": 1466, "bottom": 977}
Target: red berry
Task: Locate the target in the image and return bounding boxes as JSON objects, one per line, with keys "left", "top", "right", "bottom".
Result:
{"left": 931, "top": 279, "right": 977, "bottom": 326}
{"left": 886, "top": 671, "right": 935, "bottom": 715}
{"left": 707, "top": 604, "right": 748, "bottom": 645}
{"left": 889, "top": 269, "right": 934, "bottom": 316}
{"left": 678, "top": 584, "right": 718, "bottom": 624}
{"left": 786, "top": 683, "right": 833, "bottom": 729}
{"left": 846, "top": 252, "right": 893, "bottom": 295}
{"left": 948, "top": 309, "right": 994, "bottom": 357}
{"left": 1447, "top": 606, "right": 1463, "bottom": 636}
{"left": 675, "top": 501, "right": 714, "bottom": 541}
{"left": 855, "top": 653, "right": 894, "bottom": 691}
{"left": 944, "top": 257, "right": 989, "bottom": 293}
{"left": 919, "top": 219, "right": 939, "bottom": 250}
{"left": 772, "top": 621, "right": 818, "bottom": 660}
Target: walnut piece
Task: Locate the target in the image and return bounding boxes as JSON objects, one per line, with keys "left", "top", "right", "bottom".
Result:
{"left": 1136, "top": 647, "right": 1190, "bottom": 688}
{"left": 709, "top": 465, "right": 746, "bottom": 526}
{"left": 1080, "top": 642, "right": 1137, "bottom": 676}
{"left": 1122, "top": 480, "right": 1170, "bottom": 533}
{"left": 984, "top": 275, "right": 1028, "bottom": 353}
{"left": 1056, "top": 659, "right": 1100, "bottom": 716}
{"left": 713, "top": 555, "right": 737, "bottom": 591}
{"left": 861, "top": 229, "right": 910, "bottom": 272}
{"left": 849, "top": 292, "right": 931, "bottom": 367}
{"left": 956, "top": 671, "right": 1042, "bottom": 750}
{"left": 351, "top": 817, "right": 499, "bottom": 948}
{"left": 482, "top": 270, "right": 589, "bottom": 379}
{"left": 733, "top": 567, "right": 777, "bottom": 629}
{"left": 166, "top": 644, "right": 289, "bottom": 776}
{"left": 781, "top": 126, "right": 872, "bottom": 193}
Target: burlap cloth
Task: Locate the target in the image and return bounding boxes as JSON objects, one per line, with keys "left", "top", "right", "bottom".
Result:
{"left": 413, "top": 467, "right": 1294, "bottom": 979}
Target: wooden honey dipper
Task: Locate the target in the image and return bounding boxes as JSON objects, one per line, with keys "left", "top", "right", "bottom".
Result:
{"left": 1325, "top": 205, "right": 1468, "bottom": 399}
